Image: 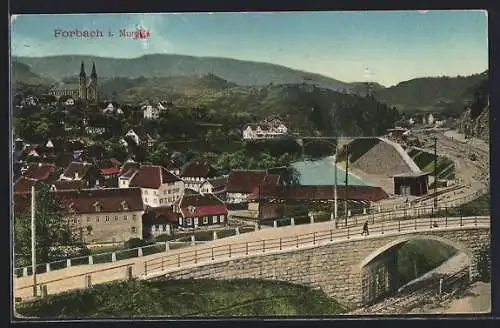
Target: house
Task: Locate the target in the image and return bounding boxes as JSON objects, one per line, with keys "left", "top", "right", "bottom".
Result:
{"left": 173, "top": 193, "right": 228, "bottom": 228}
{"left": 95, "top": 158, "right": 122, "bottom": 187}
{"left": 118, "top": 160, "right": 141, "bottom": 188}
{"left": 141, "top": 205, "right": 178, "bottom": 239}
{"left": 126, "top": 164, "right": 185, "bottom": 207}
{"left": 180, "top": 159, "right": 220, "bottom": 192}
{"left": 83, "top": 118, "right": 107, "bottom": 136}
{"left": 225, "top": 170, "right": 281, "bottom": 205}
{"left": 393, "top": 172, "right": 430, "bottom": 197}
{"left": 242, "top": 119, "right": 288, "bottom": 140}
{"left": 57, "top": 161, "right": 101, "bottom": 189}
{"left": 14, "top": 188, "right": 145, "bottom": 244}
{"left": 142, "top": 102, "right": 168, "bottom": 120}
{"left": 121, "top": 128, "right": 154, "bottom": 147}
{"left": 22, "top": 162, "right": 57, "bottom": 180}
{"left": 102, "top": 102, "right": 124, "bottom": 115}
{"left": 13, "top": 176, "right": 38, "bottom": 193}
{"left": 199, "top": 176, "right": 228, "bottom": 199}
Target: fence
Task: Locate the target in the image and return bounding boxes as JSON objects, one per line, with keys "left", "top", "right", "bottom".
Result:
{"left": 14, "top": 226, "right": 256, "bottom": 278}
{"left": 15, "top": 263, "right": 136, "bottom": 302}
{"left": 14, "top": 215, "right": 488, "bottom": 302}
{"left": 14, "top": 190, "right": 489, "bottom": 278}
{"left": 143, "top": 215, "right": 489, "bottom": 278}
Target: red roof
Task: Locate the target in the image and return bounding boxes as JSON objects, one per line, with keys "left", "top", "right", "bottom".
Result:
{"left": 23, "top": 163, "right": 56, "bottom": 181}
{"left": 110, "top": 158, "right": 122, "bottom": 165}
{"left": 248, "top": 185, "right": 389, "bottom": 202}
{"left": 14, "top": 187, "right": 144, "bottom": 215}
{"left": 226, "top": 170, "right": 273, "bottom": 194}
{"left": 130, "top": 165, "right": 181, "bottom": 189}
{"left": 179, "top": 193, "right": 227, "bottom": 218}
{"left": 14, "top": 177, "right": 38, "bottom": 193}
{"left": 144, "top": 206, "right": 178, "bottom": 224}
{"left": 52, "top": 180, "right": 86, "bottom": 191}
{"left": 101, "top": 167, "right": 121, "bottom": 176}
{"left": 180, "top": 159, "right": 219, "bottom": 178}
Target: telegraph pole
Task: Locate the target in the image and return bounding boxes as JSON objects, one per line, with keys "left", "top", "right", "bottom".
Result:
{"left": 31, "top": 185, "right": 37, "bottom": 297}
{"left": 433, "top": 137, "right": 438, "bottom": 209}
{"left": 334, "top": 153, "right": 338, "bottom": 219}
{"left": 344, "top": 145, "right": 349, "bottom": 226}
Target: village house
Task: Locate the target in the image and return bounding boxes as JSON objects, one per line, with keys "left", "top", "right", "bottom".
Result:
{"left": 83, "top": 118, "right": 107, "bottom": 136}
{"left": 199, "top": 175, "right": 228, "bottom": 200}
{"left": 56, "top": 161, "right": 102, "bottom": 189}
{"left": 242, "top": 118, "right": 288, "bottom": 140}
{"left": 95, "top": 158, "right": 122, "bottom": 187}
{"left": 142, "top": 101, "right": 169, "bottom": 120}
{"left": 118, "top": 160, "right": 141, "bottom": 188}
{"left": 180, "top": 159, "right": 220, "bottom": 192}
{"left": 120, "top": 164, "right": 185, "bottom": 207}
{"left": 14, "top": 188, "right": 145, "bottom": 244}
{"left": 173, "top": 193, "right": 228, "bottom": 228}
{"left": 225, "top": 170, "right": 281, "bottom": 206}
{"left": 141, "top": 205, "right": 178, "bottom": 239}
{"left": 120, "top": 128, "right": 155, "bottom": 147}
{"left": 102, "top": 102, "right": 124, "bottom": 115}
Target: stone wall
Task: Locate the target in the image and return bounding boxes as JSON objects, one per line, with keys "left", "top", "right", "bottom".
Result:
{"left": 158, "top": 227, "right": 490, "bottom": 310}
{"left": 352, "top": 139, "right": 419, "bottom": 176}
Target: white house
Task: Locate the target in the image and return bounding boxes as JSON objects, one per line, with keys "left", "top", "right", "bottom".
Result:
{"left": 242, "top": 119, "right": 288, "bottom": 140}
{"left": 142, "top": 103, "right": 166, "bottom": 120}
{"left": 179, "top": 159, "right": 220, "bottom": 192}
{"left": 128, "top": 164, "right": 185, "bottom": 207}
{"left": 102, "top": 103, "right": 123, "bottom": 115}
{"left": 120, "top": 129, "right": 154, "bottom": 147}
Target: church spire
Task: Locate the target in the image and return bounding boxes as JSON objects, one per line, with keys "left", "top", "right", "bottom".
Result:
{"left": 80, "top": 61, "right": 86, "bottom": 77}
{"left": 91, "top": 62, "right": 97, "bottom": 77}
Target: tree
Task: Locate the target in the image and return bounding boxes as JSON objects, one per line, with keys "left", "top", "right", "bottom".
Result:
{"left": 14, "top": 182, "right": 87, "bottom": 267}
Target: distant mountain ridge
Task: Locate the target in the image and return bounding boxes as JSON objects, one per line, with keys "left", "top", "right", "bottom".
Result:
{"left": 13, "top": 54, "right": 376, "bottom": 93}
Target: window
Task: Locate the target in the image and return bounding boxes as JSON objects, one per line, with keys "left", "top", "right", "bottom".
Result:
{"left": 105, "top": 216, "right": 110, "bottom": 221}
{"left": 212, "top": 216, "right": 217, "bottom": 224}
{"left": 145, "top": 198, "right": 148, "bottom": 203}
{"left": 220, "top": 215, "right": 225, "bottom": 223}
{"left": 96, "top": 216, "right": 100, "bottom": 222}
{"left": 163, "top": 190, "right": 167, "bottom": 195}
{"left": 163, "top": 225, "right": 167, "bottom": 232}
{"left": 115, "top": 216, "right": 119, "bottom": 221}
{"left": 160, "top": 199, "right": 163, "bottom": 204}
{"left": 144, "top": 190, "right": 148, "bottom": 195}
{"left": 155, "top": 225, "right": 159, "bottom": 231}
{"left": 203, "top": 217, "right": 208, "bottom": 224}
{"left": 154, "top": 199, "right": 158, "bottom": 204}
{"left": 133, "top": 215, "right": 137, "bottom": 221}
{"left": 87, "top": 217, "right": 91, "bottom": 222}
{"left": 186, "top": 218, "right": 192, "bottom": 226}
{"left": 131, "top": 227, "right": 137, "bottom": 233}
{"left": 124, "top": 215, "right": 128, "bottom": 221}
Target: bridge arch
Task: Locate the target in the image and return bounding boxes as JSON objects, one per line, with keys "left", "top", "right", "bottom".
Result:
{"left": 359, "top": 234, "right": 473, "bottom": 305}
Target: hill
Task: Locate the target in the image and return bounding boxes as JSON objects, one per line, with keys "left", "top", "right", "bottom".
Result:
{"left": 14, "top": 54, "right": 367, "bottom": 92}
{"left": 97, "top": 75, "right": 400, "bottom": 137}
{"left": 16, "top": 278, "right": 346, "bottom": 317}
{"left": 11, "top": 61, "right": 54, "bottom": 94}
{"left": 374, "top": 71, "right": 488, "bottom": 114}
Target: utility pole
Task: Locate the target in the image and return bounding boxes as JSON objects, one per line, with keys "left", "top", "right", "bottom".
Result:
{"left": 433, "top": 137, "right": 438, "bottom": 209}
{"left": 334, "top": 153, "right": 338, "bottom": 219}
{"left": 344, "top": 145, "right": 349, "bottom": 226}
{"left": 31, "top": 185, "right": 37, "bottom": 297}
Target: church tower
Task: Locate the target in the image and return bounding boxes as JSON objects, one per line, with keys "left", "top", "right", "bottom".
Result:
{"left": 79, "top": 61, "right": 87, "bottom": 100}
{"left": 88, "top": 62, "right": 98, "bottom": 104}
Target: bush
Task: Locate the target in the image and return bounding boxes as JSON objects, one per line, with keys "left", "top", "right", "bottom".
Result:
{"left": 124, "top": 238, "right": 149, "bottom": 249}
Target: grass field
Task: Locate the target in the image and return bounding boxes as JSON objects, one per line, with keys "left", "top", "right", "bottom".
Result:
{"left": 15, "top": 279, "right": 346, "bottom": 318}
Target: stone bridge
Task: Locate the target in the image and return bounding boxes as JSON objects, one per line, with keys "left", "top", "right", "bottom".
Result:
{"left": 144, "top": 217, "right": 490, "bottom": 310}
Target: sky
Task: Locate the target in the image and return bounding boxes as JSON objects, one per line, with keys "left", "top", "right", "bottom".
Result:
{"left": 10, "top": 11, "right": 488, "bottom": 86}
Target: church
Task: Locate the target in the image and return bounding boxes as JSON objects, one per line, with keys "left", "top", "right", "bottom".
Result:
{"left": 49, "top": 61, "right": 99, "bottom": 104}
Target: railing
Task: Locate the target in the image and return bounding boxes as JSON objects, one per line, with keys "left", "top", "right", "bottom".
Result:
{"left": 14, "top": 226, "right": 255, "bottom": 278}
{"left": 14, "top": 192, "right": 489, "bottom": 278}
{"left": 142, "top": 215, "right": 489, "bottom": 279}
{"left": 15, "top": 263, "right": 136, "bottom": 302}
